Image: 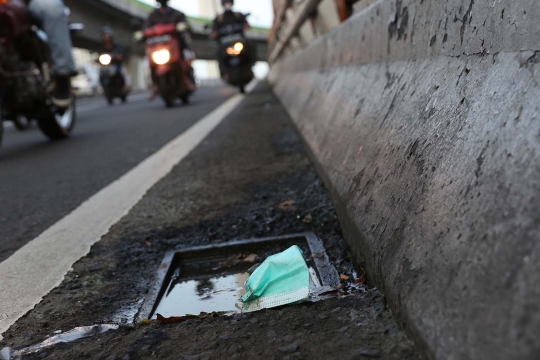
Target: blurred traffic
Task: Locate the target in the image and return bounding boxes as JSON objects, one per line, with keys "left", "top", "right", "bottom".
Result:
{"left": 0, "top": 0, "right": 265, "bottom": 151}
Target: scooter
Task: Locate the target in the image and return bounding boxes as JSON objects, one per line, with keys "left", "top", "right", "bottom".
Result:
{"left": 0, "top": 0, "right": 82, "bottom": 151}
{"left": 135, "top": 23, "right": 194, "bottom": 108}
{"left": 98, "top": 53, "right": 129, "bottom": 105}
{"left": 215, "top": 22, "right": 254, "bottom": 93}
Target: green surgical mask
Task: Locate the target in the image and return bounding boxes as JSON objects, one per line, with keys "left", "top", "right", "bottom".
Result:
{"left": 240, "top": 245, "right": 309, "bottom": 312}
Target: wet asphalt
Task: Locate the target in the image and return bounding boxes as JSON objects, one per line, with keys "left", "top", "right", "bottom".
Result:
{"left": 0, "top": 86, "right": 236, "bottom": 263}
{"left": 0, "top": 82, "right": 421, "bottom": 359}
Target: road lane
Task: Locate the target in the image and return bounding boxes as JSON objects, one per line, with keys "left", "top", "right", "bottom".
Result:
{"left": 0, "top": 85, "right": 237, "bottom": 262}
{"left": 0, "top": 88, "right": 250, "bottom": 340}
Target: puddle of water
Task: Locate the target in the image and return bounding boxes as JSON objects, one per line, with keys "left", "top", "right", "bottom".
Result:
{"left": 138, "top": 234, "right": 342, "bottom": 321}
{"left": 152, "top": 273, "right": 249, "bottom": 319}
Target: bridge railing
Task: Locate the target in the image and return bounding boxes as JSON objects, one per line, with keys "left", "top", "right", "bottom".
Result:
{"left": 269, "top": 0, "right": 364, "bottom": 64}
{"left": 269, "top": 0, "right": 321, "bottom": 63}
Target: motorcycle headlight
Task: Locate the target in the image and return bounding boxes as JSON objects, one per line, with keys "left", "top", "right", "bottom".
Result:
{"left": 99, "top": 54, "right": 112, "bottom": 66}
{"left": 227, "top": 42, "right": 244, "bottom": 56}
{"left": 152, "top": 49, "right": 171, "bottom": 65}
{"left": 233, "top": 42, "right": 244, "bottom": 53}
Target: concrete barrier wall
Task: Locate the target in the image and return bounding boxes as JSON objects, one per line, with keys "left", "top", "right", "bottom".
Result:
{"left": 269, "top": 0, "right": 540, "bottom": 359}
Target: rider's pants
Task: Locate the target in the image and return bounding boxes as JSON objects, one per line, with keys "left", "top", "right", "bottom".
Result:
{"left": 28, "top": 0, "right": 76, "bottom": 76}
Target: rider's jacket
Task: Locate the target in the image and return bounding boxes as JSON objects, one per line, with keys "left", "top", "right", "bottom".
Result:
{"left": 144, "top": 6, "right": 188, "bottom": 28}
{"left": 212, "top": 10, "right": 247, "bottom": 39}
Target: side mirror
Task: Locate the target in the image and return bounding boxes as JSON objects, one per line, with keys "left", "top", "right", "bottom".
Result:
{"left": 176, "top": 22, "right": 188, "bottom": 32}
{"left": 133, "top": 31, "right": 144, "bottom": 42}
{"left": 204, "top": 24, "right": 210, "bottom": 30}
{"left": 69, "top": 23, "right": 84, "bottom": 34}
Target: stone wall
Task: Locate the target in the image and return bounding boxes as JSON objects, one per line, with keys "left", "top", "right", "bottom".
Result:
{"left": 270, "top": 1, "right": 540, "bottom": 359}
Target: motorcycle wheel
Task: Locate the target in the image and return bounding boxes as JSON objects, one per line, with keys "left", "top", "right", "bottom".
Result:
{"left": 239, "top": 85, "right": 246, "bottom": 94}
{"left": 181, "top": 94, "right": 189, "bottom": 105}
{"left": 158, "top": 74, "right": 178, "bottom": 108}
{"left": 106, "top": 96, "right": 113, "bottom": 106}
{"left": 121, "top": 94, "right": 128, "bottom": 103}
{"left": 164, "top": 97, "right": 174, "bottom": 108}
{"left": 13, "top": 115, "right": 32, "bottom": 131}
{"left": 0, "top": 117, "right": 4, "bottom": 154}
{"left": 38, "top": 99, "right": 76, "bottom": 140}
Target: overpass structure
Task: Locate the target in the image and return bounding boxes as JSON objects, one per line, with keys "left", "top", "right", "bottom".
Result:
{"left": 269, "top": 0, "right": 540, "bottom": 359}
{"left": 66, "top": 0, "right": 268, "bottom": 62}
{"left": 64, "top": 0, "right": 268, "bottom": 89}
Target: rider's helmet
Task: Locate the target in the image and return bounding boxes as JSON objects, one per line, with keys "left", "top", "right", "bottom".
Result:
{"left": 101, "top": 26, "right": 114, "bottom": 41}
{"left": 222, "top": 0, "right": 234, "bottom": 11}
{"left": 157, "top": 0, "right": 169, "bottom": 6}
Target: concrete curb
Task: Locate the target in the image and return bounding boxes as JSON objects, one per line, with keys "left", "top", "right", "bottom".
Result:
{"left": 269, "top": 1, "right": 540, "bottom": 359}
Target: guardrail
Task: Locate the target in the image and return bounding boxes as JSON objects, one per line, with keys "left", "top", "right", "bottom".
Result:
{"left": 269, "top": 0, "right": 322, "bottom": 63}
{"left": 269, "top": 0, "right": 364, "bottom": 64}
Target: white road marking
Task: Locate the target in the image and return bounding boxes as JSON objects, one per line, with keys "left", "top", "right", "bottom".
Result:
{"left": 77, "top": 92, "right": 149, "bottom": 113}
{"left": 245, "top": 80, "right": 258, "bottom": 94}
{"left": 0, "top": 81, "right": 258, "bottom": 340}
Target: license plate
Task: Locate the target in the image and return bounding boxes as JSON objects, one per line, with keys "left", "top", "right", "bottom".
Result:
{"left": 101, "top": 66, "right": 115, "bottom": 76}
{"left": 221, "top": 34, "right": 243, "bottom": 44}
{"left": 147, "top": 35, "right": 172, "bottom": 45}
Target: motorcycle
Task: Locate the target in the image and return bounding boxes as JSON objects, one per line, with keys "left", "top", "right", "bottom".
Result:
{"left": 0, "top": 0, "right": 82, "bottom": 151}
{"left": 98, "top": 53, "right": 129, "bottom": 105}
{"left": 12, "top": 115, "right": 33, "bottom": 131}
{"left": 216, "top": 22, "right": 254, "bottom": 94}
{"left": 136, "top": 23, "right": 194, "bottom": 108}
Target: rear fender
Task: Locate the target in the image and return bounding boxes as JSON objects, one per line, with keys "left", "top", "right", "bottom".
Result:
{"left": 0, "top": 0, "right": 30, "bottom": 43}
{"left": 156, "top": 64, "right": 171, "bottom": 76}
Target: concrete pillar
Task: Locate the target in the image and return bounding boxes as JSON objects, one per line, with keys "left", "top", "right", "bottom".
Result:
{"left": 312, "top": 0, "right": 341, "bottom": 34}
{"left": 199, "top": 0, "right": 221, "bottom": 19}
{"left": 298, "top": 18, "right": 316, "bottom": 45}
{"left": 127, "top": 55, "right": 148, "bottom": 91}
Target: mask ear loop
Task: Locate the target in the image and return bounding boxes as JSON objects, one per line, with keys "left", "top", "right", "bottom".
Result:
{"left": 235, "top": 301, "right": 244, "bottom": 311}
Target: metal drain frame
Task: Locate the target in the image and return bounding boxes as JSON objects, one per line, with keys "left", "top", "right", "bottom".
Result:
{"left": 136, "top": 232, "right": 340, "bottom": 322}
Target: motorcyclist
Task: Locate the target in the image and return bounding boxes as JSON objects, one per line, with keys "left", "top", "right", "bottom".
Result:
{"left": 100, "top": 27, "right": 130, "bottom": 90}
{"left": 211, "top": 0, "right": 251, "bottom": 40}
{"left": 144, "top": 0, "right": 189, "bottom": 29}
{"left": 144, "top": 0, "right": 195, "bottom": 96}
{"left": 211, "top": 0, "right": 251, "bottom": 79}
{"left": 26, "top": 0, "right": 76, "bottom": 107}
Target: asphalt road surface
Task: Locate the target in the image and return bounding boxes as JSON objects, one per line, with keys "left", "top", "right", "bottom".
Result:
{"left": 0, "top": 86, "right": 236, "bottom": 263}
{"left": 0, "top": 82, "right": 419, "bottom": 359}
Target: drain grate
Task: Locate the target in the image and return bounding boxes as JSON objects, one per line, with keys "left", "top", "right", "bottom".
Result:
{"left": 137, "top": 233, "right": 340, "bottom": 321}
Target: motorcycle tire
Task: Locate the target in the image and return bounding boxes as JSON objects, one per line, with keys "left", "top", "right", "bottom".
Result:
{"left": 0, "top": 118, "right": 4, "bottom": 154}
{"left": 106, "top": 96, "right": 113, "bottom": 106}
{"left": 38, "top": 99, "right": 76, "bottom": 141}
{"left": 240, "top": 85, "right": 246, "bottom": 94}
{"left": 13, "top": 115, "right": 32, "bottom": 131}
{"left": 164, "top": 97, "right": 175, "bottom": 108}
{"left": 158, "top": 73, "right": 179, "bottom": 109}
{"left": 121, "top": 94, "right": 127, "bottom": 103}
{"left": 181, "top": 94, "right": 189, "bottom": 105}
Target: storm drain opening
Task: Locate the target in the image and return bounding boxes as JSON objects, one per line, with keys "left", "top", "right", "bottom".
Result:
{"left": 137, "top": 233, "right": 340, "bottom": 321}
